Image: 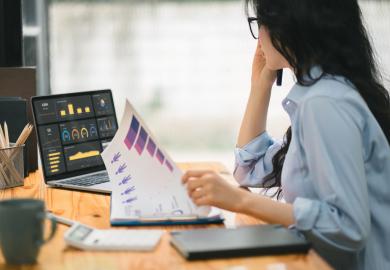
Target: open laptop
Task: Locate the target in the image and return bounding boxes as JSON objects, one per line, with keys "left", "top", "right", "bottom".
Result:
{"left": 31, "top": 90, "right": 119, "bottom": 193}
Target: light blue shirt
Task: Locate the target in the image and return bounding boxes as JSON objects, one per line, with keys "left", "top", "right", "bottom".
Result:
{"left": 233, "top": 68, "right": 390, "bottom": 270}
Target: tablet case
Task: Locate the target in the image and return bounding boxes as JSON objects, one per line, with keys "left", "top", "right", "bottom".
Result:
{"left": 170, "top": 224, "right": 311, "bottom": 260}
{"left": 110, "top": 215, "right": 224, "bottom": 226}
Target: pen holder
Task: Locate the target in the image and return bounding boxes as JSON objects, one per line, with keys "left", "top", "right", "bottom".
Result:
{"left": 0, "top": 144, "right": 25, "bottom": 189}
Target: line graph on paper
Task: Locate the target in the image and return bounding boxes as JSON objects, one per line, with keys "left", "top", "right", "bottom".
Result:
{"left": 109, "top": 152, "right": 188, "bottom": 216}
{"left": 123, "top": 195, "right": 192, "bottom": 217}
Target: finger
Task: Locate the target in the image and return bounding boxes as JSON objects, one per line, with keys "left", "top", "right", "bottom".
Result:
{"left": 256, "top": 39, "right": 262, "bottom": 50}
{"left": 186, "top": 178, "right": 207, "bottom": 193}
{"left": 182, "top": 175, "right": 200, "bottom": 185}
{"left": 182, "top": 170, "right": 214, "bottom": 183}
{"left": 189, "top": 189, "right": 205, "bottom": 200}
{"left": 255, "top": 41, "right": 264, "bottom": 54}
{"left": 194, "top": 195, "right": 211, "bottom": 206}
{"left": 200, "top": 173, "right": 218, "bottom": 182}
{"left": 189, "top": 172, "right": 219, "bottom": 188}
{"left": 183, "top": 170, "right": 214, "bottom": 178}
{"left": 254, "top": 46, "right": 266, "bottom": 62}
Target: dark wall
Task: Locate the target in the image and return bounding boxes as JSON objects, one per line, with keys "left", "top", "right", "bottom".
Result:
{"left": 0, "top": 68, "right": 38, "bottom": 174}
{"left": 0, "top": 0, "right": 23, "bottom": 67}
{"left": 0, "top": 1, "right": 38, "bottom": 173}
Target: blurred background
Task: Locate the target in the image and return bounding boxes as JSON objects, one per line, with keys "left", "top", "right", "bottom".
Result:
{"left": 22, "top": 0, "right": 390, "bottom": 171}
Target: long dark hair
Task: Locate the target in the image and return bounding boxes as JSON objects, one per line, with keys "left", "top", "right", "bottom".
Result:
{"left": 245, "top": 0, "right": 390, "bottom": 198}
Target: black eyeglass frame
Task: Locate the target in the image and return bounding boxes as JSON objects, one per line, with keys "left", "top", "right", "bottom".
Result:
{"left": 247, "top": 17, "right": 260, "bottom": 39}
{"left": 246, "top": 17, "right": 284, "bottom": 86}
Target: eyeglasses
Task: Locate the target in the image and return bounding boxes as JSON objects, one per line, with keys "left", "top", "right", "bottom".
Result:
{"left": 247, "top": 17, "right": 259, "bottom": 39}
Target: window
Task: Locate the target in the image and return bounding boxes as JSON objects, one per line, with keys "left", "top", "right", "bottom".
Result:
{"left": 22, "top": 0, "right": 50, "bottom": 95}
{"left": 47, "top": 0, "right": 390, "bottom": 170}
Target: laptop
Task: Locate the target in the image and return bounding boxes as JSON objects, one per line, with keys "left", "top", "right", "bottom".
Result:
{"left": 31, "top": 90, "right": 119, "bottom": 193}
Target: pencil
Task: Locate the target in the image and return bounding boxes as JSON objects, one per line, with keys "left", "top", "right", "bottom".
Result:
{"left": 4, "top": 122, "right": 9, "bottom": 148}
{"left": 15, "top": 124, "right": 29, "bottom": 146}
{"left": 10, "top": 123, "right": 33, "bottom": 159}
{"left": 0, "top": 123, "right": 34, "bottom": 183}
{"left": 0, "top": 124, "right": 5, "bottom": 149}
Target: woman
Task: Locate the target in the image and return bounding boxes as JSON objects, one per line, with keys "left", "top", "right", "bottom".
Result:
{"left": 182, "top": 0, "right": 390, "bottom": 269}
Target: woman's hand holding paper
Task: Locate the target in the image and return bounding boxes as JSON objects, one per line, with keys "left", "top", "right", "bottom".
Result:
{"left": 182, "top": 170, "right": 246, "bottom": 212}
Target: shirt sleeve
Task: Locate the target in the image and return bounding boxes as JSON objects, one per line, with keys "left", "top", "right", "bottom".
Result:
{"left": 293, "top": 96, "right": 370, "bottom": 252}
{"left": 233, "top": 131, "right": 282, "bottom": 187}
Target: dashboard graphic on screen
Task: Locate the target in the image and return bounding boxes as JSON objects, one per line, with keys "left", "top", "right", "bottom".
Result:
{"left": 33, "top": 91, "right": 118, "bottom": 179}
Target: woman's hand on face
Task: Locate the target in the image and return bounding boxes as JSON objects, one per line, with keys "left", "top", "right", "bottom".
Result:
{"left": 182, "top": 170, "right": 245, "bottom": 212}
{"left": 251, "top": 42, "right": 277, "bottom": 90}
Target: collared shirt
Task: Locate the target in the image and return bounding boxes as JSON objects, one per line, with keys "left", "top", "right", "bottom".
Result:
{"left": 233, "top": 68, "right": 390, "bottom": 270}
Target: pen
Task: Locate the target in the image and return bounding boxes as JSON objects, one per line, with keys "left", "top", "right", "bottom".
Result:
{"left": 46, "top": 212, "right": 75, "bottom": 227}
{"left": 276, "top": 69, "right": 283, "bottom": 86}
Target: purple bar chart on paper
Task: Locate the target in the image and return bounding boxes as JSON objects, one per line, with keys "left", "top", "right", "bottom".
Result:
{"left": 165, "top": 160, "right": 173, "bottom": 172}
{"left": 147, "top": 138, "right": 156, "bottom": 157}
{"left": 124, "top": 117, "right": 140, "bottom": 150}
{"left": 123, "top": 115, "right": 173, "bottom": 173}
{"left": 156, "top": 149, "right": 165, "bottom": 164}
{"left": 134, "top": 127, "right": 147, "bottom": 155}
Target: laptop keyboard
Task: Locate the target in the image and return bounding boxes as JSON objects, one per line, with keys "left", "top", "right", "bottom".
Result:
{"left": 60, "top": 172, "right": 110, "bottom": 187}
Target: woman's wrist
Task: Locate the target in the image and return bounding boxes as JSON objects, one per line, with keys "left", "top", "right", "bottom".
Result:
{"left": 233, "top": 190, "right": 295, "bottom": 226}
{"left": 232, "top": 187, "right": 251, "bottom": 213}
{"left": 251, "top": 69, "right": 277, "bottom": 90}
{"left": 233, "top": 189, "right": 268, "bottom": 217}
{"left": 251, "top": 79, "right": 273, "bottom": 92}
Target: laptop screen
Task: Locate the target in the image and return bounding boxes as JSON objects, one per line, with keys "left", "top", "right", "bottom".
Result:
{"left": 32, "top": 90, "right": 118, "bottom": 181}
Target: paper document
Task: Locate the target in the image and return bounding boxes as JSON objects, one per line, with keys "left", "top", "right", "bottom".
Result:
{"left": 102, "top": 100, "right": 210, "bottom": 221}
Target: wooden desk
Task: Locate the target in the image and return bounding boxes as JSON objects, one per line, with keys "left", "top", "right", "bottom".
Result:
{"left": 0, "top": 162, "right": 332, "bottom": 270}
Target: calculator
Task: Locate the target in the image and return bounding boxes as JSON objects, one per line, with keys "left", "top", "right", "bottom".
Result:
{"left": 64, "top": 222, "right": 164, "bottom": 251}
